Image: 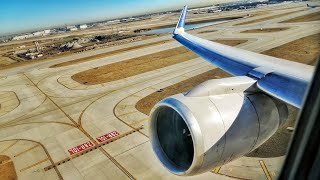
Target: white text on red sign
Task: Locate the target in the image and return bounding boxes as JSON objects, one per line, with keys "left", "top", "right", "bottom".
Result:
{"left": 68, "top": 141, "right": 94, "bottom": 155}
{"left": 96, "top": 131, "right": 120, "bottom": 143}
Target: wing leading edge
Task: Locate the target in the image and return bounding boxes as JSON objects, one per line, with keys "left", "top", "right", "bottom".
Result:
{"left": 173, "top": 6, "right": 314, "bottom": 108}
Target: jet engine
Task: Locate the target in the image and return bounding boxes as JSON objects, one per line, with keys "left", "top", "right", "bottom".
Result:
{"left": 149, "top": 76, "right": 288, "bottom": 176}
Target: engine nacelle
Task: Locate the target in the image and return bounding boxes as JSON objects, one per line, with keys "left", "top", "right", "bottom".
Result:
{"left": 149, "top": 77, "right": 288, "bottom": 176}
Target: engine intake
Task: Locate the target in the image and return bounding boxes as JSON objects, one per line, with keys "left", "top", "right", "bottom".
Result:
{"left": 149, "top": 77, "right": 288, "bottom": 176}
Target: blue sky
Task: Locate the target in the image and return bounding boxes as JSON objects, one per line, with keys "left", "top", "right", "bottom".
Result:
{"left": 0, "top": 0, "right": 225, "bottom": 36}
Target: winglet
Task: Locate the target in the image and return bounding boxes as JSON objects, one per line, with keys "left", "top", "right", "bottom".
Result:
{"left": 174, "top": 6, "right": 188, "bottom": 35}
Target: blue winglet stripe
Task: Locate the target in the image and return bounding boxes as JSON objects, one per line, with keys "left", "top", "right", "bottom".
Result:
{"left": 176, "top": 6, "right": 188, "bottom": 29}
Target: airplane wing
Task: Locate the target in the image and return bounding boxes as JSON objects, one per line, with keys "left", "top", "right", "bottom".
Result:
{"left": 173, "top": 6, "right": 314, "bottom": 108}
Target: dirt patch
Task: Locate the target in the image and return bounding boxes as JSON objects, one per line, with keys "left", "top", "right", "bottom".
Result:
{"left": 0, "top": 57, "right": 15, "bottom": 66}
{"left": 281, "top": 11, "right": 320, "bottom": 23}
{"left": 0, "top": 155, "right": 17, "bottom": 180}
{"left": 213, "top": 39, "right": 248, "bottom": 46}
{"left": 198, "top": 30, "right": 218, "bottom": 34}
{"left": 235, "top": 9, "right": 305, "bottom": 26}
{"left": 72, "top": 39, "right": 247, "bottom": 85}
{"left": 262, "top": 33, "right": 320, "bottom": 65}
{"left": 0, "top": 155, "right": 10, "bottom": 163}
{"left": 50, "top": 40, "right": 171, "bottom": 68}
{"left": 241, "top": 27, "right": 290, "bottom": 33}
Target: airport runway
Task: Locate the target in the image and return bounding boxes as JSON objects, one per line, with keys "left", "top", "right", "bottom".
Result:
{"left": 0, "top": 2, "right": 319, "bottom": 179}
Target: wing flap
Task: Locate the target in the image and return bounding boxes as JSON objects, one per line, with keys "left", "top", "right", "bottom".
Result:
{"left": 257, "top": 73, "right": 309, "bottom": 107}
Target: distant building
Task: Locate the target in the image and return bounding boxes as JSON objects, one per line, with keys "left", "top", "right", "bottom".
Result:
{"left": 79, "top": 24, "right": 88, "bottom": 29}
{"left": 12, "top": 34, "right": 34, "bottom": 40}
{"left": 66, "top": 25, "right": 75, "bottom": 29}
{"left": 33, "top": 31, "right": 44, "bottom": 36}
{"left": 208, "top": 9, "right": 222, "bottom": 13}
{"left": 31, "top": 30, "right": 50, "bottom": 37}
{"left": 12, "top": 30, "right": 50, "bottom": 41}
{"left": 25, "top": 52, "right": 38, "bottom": 59}
{"left": 66, "top": 25, "right": 78, "bottom": 31}
{"left": 44, "top": 30, "right": 51, "bottom": 34}
{"left": 69, "top": 27, "right": 78, "bottom": 31}
{"left": 106, "top": 20, "right": 120, "bottom": 25}
{"left": 12, "top": 35, "right": 28, "bottom": 41}
{"left": 120, "top": 19, "right": 129, "bottom": 23}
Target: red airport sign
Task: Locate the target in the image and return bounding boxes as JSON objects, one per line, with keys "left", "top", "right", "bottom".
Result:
{"left": 96, "top": 131, "right": 120, "bottom": 143}
{"left": 67, "top": 131, "right": 120, "bottom": 155}
{"left": 68, "top": 141, "right": 94, "bottom": 155}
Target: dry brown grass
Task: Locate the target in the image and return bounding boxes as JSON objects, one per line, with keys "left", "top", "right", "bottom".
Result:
{"left": 0, "top": 57, "right": 15, "bottom": 66}
{"left": 72, "top": 39, "right": 247, "bottom": 85}
{"left": 213, "top": 39, "right": 248, "bottom": 46}
{"left": 198, "top": 30, "right": 218, "bottom": 34}
{"left": 50, "top": 40, "right": 171, "bottom": 68}
{"left": 281, "top": 11, "right": 320, "bottom": 23}
{"left": 0, "top": 155, "right": 17, "bottom": 180}
{"left": 263, "top": 33, "right": 320, "bottom": 65}
{"left": 236, "top": 10, "right": 305, "bottom": 26}
{"left": 241, "top": 27, "right": 290, "bottom": 33}
{"left": 72, "top": 46, "right": 198, "bottom": 85}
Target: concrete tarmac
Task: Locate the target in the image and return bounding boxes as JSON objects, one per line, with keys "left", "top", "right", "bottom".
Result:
{"left": 0, "top": 2, "right": 319, "bottom": 179}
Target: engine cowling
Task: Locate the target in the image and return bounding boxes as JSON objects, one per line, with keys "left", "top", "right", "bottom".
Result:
{"left": 149, "top": 77, "right": 288, "bottom": 176}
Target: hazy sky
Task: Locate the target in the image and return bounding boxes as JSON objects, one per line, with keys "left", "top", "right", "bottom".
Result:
{"left": 0, "top": 0, "right": 240, "bottom": 36}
